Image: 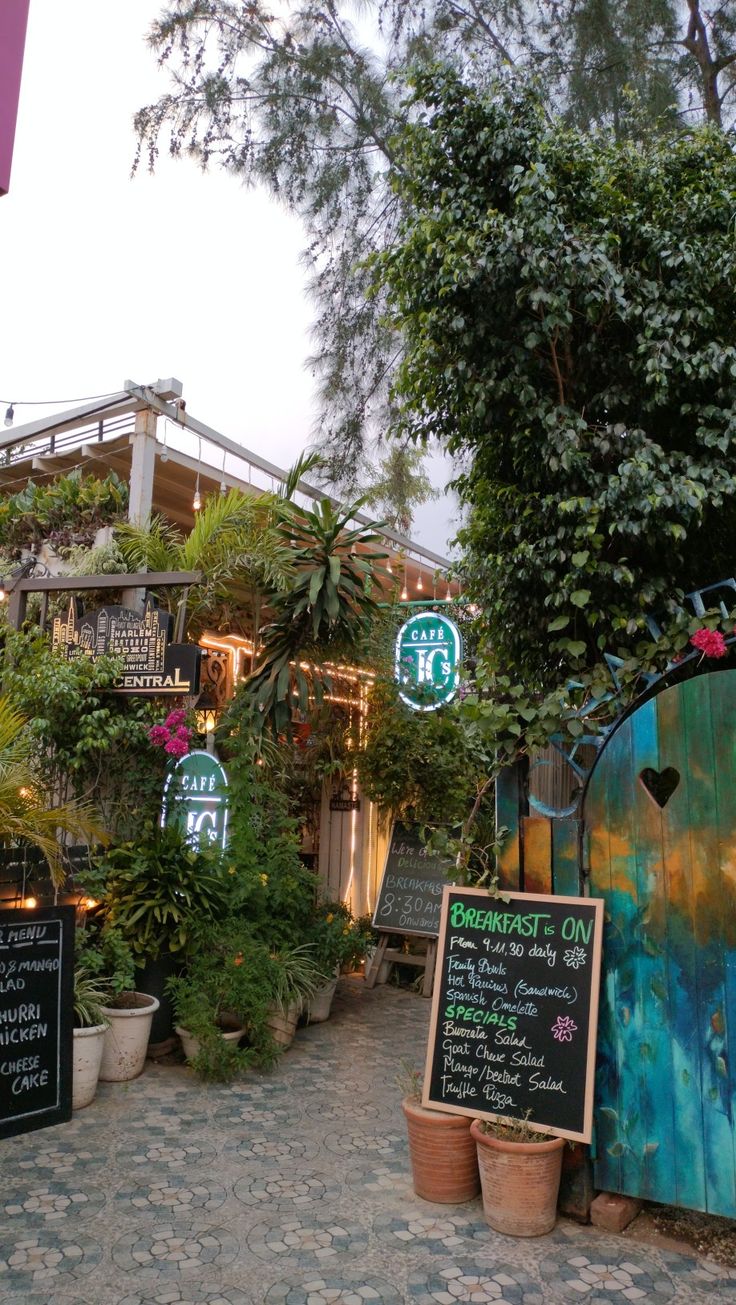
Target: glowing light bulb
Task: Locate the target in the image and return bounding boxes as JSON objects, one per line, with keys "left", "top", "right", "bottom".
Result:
{"left": 23, "top": 896, "right": 37, "bottom": 909}
{"left": 417, "top": 573, "right": 423, "bottom": 592}
{"left": 445, "top": 586, "right": 452, "bottom": 602}
{"left": 193, "top": 488, "right": 202, "bottom": 511}
{"left": 401, "top": 585, "right": 408, "bottom": 601}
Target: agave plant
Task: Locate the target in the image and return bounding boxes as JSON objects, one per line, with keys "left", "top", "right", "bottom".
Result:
{"left": 244, "top": 491, "right": 389, "bottom": 735}
{"left": 0, "top": 697, "right": 106, "bottom": 888}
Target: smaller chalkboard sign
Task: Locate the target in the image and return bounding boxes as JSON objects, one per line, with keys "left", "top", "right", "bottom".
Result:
{"left": 372, "top": 822, "right": 453, "bottom": 937}
{"left": 423, "top": 887, "right": 603, "bottom": 1142}
{"left": 0, "top": 906, "right": 75, "bottom": 1140}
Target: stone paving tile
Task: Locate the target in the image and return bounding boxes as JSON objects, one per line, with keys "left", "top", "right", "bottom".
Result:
{"left": 0, "top": 1177, "right": 107, "bottom": 1227}
{"left": 1, "top": 980, "right": 732, "bottom": 1305}
{"left": 264, "top": 1270, "right": 405, "bottom": 1303}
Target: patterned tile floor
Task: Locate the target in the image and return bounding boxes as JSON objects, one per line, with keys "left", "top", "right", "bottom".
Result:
{"left": 1, "top": 979, "right": 734, "bottom": 1304}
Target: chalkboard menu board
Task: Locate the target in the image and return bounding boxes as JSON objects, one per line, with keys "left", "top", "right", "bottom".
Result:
{"left": 0, "top": 906, "right": 74, "bottom": 1139}
{"left": 423, "top": 887, "right": 603, "bottom": 1141}
{"left": 372, "top": 823, "right": 454, "bottom": 937}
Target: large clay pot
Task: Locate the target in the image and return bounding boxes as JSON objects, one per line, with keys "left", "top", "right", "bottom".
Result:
{"left": 402, "top": 1098, "right": 480, "bottom": 1203}
{"left": 471, "top": 1118, "right": 565, "bottom": 1236}
{"left": 306, "top": 977, "right": 338, "bottom": 1024}
{"left": 266, "top": 1000, "right": 301, "bottom": 1049}
{"left": 176, "top": 1018, "right": 244, "bottom": 1062}
{"left": 72, "top": 1024, "right": 107, "bottom": 1110}
{"left": 99, "top": 992, "right": 160, "bottom": 1082}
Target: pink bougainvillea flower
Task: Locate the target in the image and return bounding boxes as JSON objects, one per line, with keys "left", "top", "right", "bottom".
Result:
{"left": 175, "top": 725, "right": 192, "bottom": 740}
{"left": 164, "top": 708, "right": 187, "bottom": 729}
{"left": 165, "top": 735, "right": 190, "bottom": 758}
{"left": 690, "top": 628, "right": 728, "bottom": 659}
{"left": 148, "top": 725, "right": 170, "bottom": 747}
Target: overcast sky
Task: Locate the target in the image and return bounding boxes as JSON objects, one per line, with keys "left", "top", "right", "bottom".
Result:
{"left": 0, "top": 1, "right": 457, "bottom": 556}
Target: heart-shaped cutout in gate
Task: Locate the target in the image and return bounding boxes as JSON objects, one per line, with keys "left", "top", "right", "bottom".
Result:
{"left": 639, "top": 766, "right": 680, "bottom": 809}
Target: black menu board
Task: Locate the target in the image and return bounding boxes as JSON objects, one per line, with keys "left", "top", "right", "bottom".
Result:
{"left": 423, "top": 887, "right": 603, "bottom": 1141}
{"left": 0, "top": 906, "right": 74, "bottom": 1139}
{"left": 372, "top": 822, "right": 453, "bottom": 937}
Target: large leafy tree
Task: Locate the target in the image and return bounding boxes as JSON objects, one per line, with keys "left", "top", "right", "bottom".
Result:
{"left": 374, "top": 68, "right": 736, "bottom": 684}
{"left": 373, "top": 68, "right": 736, "bottom": 683}
{"left": 136, "top": 2, "right": 736, "bottom": 482}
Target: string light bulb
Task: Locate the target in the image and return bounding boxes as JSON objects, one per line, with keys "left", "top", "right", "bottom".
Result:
{"left": 22, "top": 896, "right": 37, "bottom": 909}
{"left": 0, "top": 578, "right": 6, "bottom": 603}
{"left": 401, "top": 581, "right": 408, "bottom": 601}
{"left": 445, "top": 583, "right": 452, "bottom": 602}
{"left": 416, "top": 561, "right": 424, "bottom": 593}
{"left": 193, "top": 487, "right": 202, "bottom": 512}
{"left": 4, "top": 404, "right": 14, "bottom": 428}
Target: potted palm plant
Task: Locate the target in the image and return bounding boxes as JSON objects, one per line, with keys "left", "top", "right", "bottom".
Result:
{"left": 400, "top": 1066, "right": 480, "bottom": 1204}
{"left": 265, "top": 943, "right": 322, "bottom": 1048}
{"left": 470, "top": 1113, "right": 565, "bottom": 1236}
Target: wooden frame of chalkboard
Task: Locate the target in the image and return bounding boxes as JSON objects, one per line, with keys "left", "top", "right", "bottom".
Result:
{"left": 0, "top": 906, "right": 75, "bottom": 1139}
{"left": 422, "top": 887, "right": 604, "bottom": 1143}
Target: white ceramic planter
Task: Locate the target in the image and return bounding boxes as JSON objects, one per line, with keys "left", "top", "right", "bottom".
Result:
{"left": 176, "top": 1021, "right": 244, "bottom": 1062}
{"left": 99, "top": 992, "right": 160, "bottom": 1082}
{"left": 307, "top": 977, "right": 338, "bottom": 1023}
{"left": 72, "top": 1024, "right": 107, "bottom": 1110}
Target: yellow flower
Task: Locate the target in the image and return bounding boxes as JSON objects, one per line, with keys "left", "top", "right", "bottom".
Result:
{"left": 342, "top": 927, "right": 350, "bottom": 935}
{"left": 260, "top": 873, "right": 269, "bottom": 886}
{"left": 228, "top": 865, "right": 236, "bottom": 875}
{"left": 326, "top": 913, "right": 334, "bottom": 924}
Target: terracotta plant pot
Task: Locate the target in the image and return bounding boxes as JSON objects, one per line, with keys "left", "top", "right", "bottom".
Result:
{"left": 176, "top": 1018, "right": 245, "bottom": 1062}
{"left": 402, "top": 1098, "right": 480, "bottom": 1203}
{"left": 99, "top": 992, "right": 160, "bottom": 1083}
{"left": 471, "top": 1118, "right": 565, "bottom": 1236}
{"left": 72, "top": 1024, "right": 107, "bottom": 1110}
{"left": 266, "top": 1000, "right": 301, "bottom": 1049}
{"left": 306, "top": 977, "right": 338, "bottom": 1024}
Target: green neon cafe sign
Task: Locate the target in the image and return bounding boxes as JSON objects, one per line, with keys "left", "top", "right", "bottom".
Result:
{"left": 394, "top": 609, "right": 463, "bottom": 712}
{"left": 161, "top": 749, "right": 229, "bottom": 849}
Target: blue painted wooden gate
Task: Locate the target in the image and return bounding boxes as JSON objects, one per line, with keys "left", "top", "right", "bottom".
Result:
{"left": 583, "top": 670, "right": 736, "bottom": 1216}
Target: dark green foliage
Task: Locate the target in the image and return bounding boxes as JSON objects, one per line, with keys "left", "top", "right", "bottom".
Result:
{"left": 93, "top": 824, "right": 231, "bottom": 960}
{"left": 0, "top": 627, "right": 167, "bottom": 835}
{"left": 222, "top": 724, "right": 320, "bottom": 947}
{"left": 376, "top": 70, "right": 736, "bottom": 684}
{"left": 166, "top": 922, "right": 281, "bottom": 1080}
{"left": 305, "top": 900, "right": 374, "bottom": 977}
{"left": 0, "top": 471, "right": 127, "bottom": 558}
{"left": 357, "top": 679, "right": 489, "bottom": 824}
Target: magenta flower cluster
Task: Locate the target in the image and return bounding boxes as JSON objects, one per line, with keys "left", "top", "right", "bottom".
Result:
{"left": 690, "top": 628, "right": 728, "bottom": 659}
{"left": 148, "top": 708, "right": 192, "bottom": 759}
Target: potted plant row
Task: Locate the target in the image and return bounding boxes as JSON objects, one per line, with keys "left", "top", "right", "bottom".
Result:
{"left": 165, "top": 921, "right": 323, "bottom": 1080}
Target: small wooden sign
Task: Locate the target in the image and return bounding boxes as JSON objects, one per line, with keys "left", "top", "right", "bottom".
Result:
{"left": 0, "top": 906, "right": 75, "bottom": 1139}
{"left": 371, "top": 822, "right": 453, "bottom": 937}
{"left": 422, "top": 887, "right": 604, "bottom": 1142}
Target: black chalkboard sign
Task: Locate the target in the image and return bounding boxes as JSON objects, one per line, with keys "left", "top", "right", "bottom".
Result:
{"left": 423, "top": 887, "right": 603, "bottom": 1142}
{"left": 372, "top": 822, "right": 454, "bottom": 937}
{"left": 0, "top": 906, "right": 75, "bottom": 1139}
